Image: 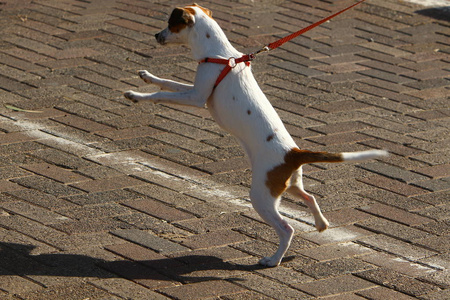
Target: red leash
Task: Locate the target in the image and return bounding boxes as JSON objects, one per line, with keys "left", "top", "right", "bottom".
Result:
{"left": 200, "top": 0, "right": 367, "bottom": 89}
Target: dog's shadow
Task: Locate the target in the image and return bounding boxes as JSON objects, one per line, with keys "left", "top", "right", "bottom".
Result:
{"left": 0, "top": 242, "right": 275, "bottom": 284}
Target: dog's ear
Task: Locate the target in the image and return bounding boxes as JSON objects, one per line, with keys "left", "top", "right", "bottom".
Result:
{"left": 168, "top": 7, "right": 195, "bottom": 32}
{"left": 191, "top": 3, "right": 213, "bottom": 18}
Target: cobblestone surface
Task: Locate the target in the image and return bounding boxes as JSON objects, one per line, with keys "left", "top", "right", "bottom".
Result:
{"left": 0, "top": 0, "right": 448, "bottom": 299}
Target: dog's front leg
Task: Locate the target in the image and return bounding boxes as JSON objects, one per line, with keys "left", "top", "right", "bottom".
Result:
{"left": 125, "top": 64, "right": 216, "bottom": 107}
{"left": 138, "top": 70, "right": 193, "bottom": 92}
{"left": 124, "top": 89, "right": 206, "bottom": 108}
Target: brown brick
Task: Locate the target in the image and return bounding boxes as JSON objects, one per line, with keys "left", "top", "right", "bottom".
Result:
{"left": 100, "top": 259, "right": 177, "bottom": 289}
{"left": 2, "top": 200, "right": 70, "bottom": 225}
{"left": 52, "top": 114, "right": 114, "bottom": 133}
{"left": 111, "top": 229, "right": 189, "bottom": 254}
{"left": 356, "top": 286, "right": 418, "bottom": 300}
{"left": 70, "top": 176, "right": 145, "bottom": 192}
{"left": 97, "top": 126, "right": 162, "bottom": 140}
{"left": 0, "top": 132, "right": 37, "bottom": 145}
{"left": 105, "top": 242, "right": 183, "bottom": 270}
{"left": 298, "top": 242, "right": 374, "bottom": 261}
{"left": 359, "top": 203, "right": 433, "bottom": 226}
{"left": 359, "top": 175, "right": 428, "bottom": 197}
{"left": 295, "top": 274, "right": 375, "bottom": 297}
{"left": 308, "top": 132, "right": 372, "bottom": 146}
{"left": 22, "top": 163, "right": 89, "bottom": 184}
{"left": 415, "top": 164, "right": 450, "bottom": 179}
{"left": 159, "top": 280, "right": 245, "bottom": 300}
{"left": 175, "top": 213, "right": 254, "bottom": 234}
{"left": 301, "top": 225, "right": 374, "bottom": 245}
{"left": 122, "top": 198, "right": 195, "bottom": 222}
{"left": 0, "top": 180, "right": 22, "bottom": 192}
{"left": 361, "top": 252, "right": 436, "bottom": 277}
{"left": 301, "top": 258, "right": 375, "bottom": 279}
{"left": 236, "top": 273, "right": 311, "bottom": 299}
{"left": 356, "top": 268, "right": 440, "bottom": 296}
{"left": 91, "top": 278, "right": 169, "bottom": 300}
{"left": 323, "top": 208, "right": 374, "bottom": 227}
{"left": 181, "top": 229, "right": 251, "bottom": 249}
{"left": 358, "top": 235, "right": 436, "bottom": 260}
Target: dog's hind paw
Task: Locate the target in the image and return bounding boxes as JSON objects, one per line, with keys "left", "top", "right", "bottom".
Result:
{"left": 259, "top": 256, "right": 281, "bottom": 267}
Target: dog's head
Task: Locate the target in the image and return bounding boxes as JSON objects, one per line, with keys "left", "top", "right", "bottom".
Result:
{"left": 155, "top": 3, "right": 213, "bottom": 45}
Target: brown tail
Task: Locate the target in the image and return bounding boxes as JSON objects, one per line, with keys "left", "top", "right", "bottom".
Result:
{"left": 266, "top": 148, "right": 387, "bottom": 197}
{"left": 266, "top": 148, "right": 343, "bottom": 197}
{"left": 286, "top": 148, "right": 344, "bottom": 166}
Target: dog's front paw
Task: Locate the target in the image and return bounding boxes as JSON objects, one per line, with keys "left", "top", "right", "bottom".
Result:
{"left": 259, "top": 256, "right": 281, "bottom": 268}
{"left": 124, "top": 90, "right": 139, "bottom": 103}
{"left": 138, "top": 70, "right": 156, "bottom": 84}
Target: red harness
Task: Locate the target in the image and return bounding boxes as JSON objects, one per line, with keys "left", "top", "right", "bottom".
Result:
{"left": 198, "top": 54, "right": 254, "bottom": 89}
{"left": 199, "top": 0, "right": 366, "bottom": 90}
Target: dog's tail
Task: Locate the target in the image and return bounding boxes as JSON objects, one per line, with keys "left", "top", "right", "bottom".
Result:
{"left": 288, "top": 148, "right": 388, "bottom": 165}
{"left": 266, "top": 148, "right": 388, "bottom": 197}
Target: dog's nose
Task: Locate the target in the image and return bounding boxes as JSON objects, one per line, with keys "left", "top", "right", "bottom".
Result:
{"left": 155, "top": 33, "right": 160, "bottom": 41}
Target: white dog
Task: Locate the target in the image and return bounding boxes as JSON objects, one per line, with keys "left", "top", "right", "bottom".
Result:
{"left": 124, "top": 4, "right": 387, "bottom": 267}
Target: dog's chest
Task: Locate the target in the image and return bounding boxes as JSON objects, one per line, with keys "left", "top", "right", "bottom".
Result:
{"left": 207, "top": 70, "right": 296, "bottom": 157}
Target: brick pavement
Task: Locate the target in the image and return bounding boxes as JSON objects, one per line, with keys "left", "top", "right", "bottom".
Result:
{"left": 0, "top": 0, "right": 448, "bottom": 299}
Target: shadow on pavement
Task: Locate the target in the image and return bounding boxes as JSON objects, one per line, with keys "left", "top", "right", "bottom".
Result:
{"left": 0, "top": 242, "right": 268, "bottom": 284}
{"left": 415, "top": 6, "right": 450, "bottom": 21}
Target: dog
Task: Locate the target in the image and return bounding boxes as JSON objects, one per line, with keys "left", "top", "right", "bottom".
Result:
{"left": 124, "top": 4, "right": 387, "bottom": 267}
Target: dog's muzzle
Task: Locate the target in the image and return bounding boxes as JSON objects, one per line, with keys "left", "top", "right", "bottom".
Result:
{"left": 155, "top": 32, "right": 165, "bottom": 45}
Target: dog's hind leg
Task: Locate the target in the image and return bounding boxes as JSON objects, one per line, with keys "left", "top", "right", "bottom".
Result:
{"left": 138, "top": 70, "right": 193, "bottom": 92}
{"left": 250, "top": 179, "right": 294, "bottom": 267}
{"left": 287, "top": 168, "right": 329, "bottom": 232}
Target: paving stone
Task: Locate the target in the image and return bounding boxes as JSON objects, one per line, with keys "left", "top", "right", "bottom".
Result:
{"left": 301, "top": 225, "right": 374, "bottom": 245}
{"left": 100, "top": 259, "right": 178, "bottom": 290}
{"left": 359, "top": 175, "right": 428, "bottom": 197}
{"left": 361, "top": 252, "right": 437, "bottom": 277}
{"left": 21, "top": 163, "right": 90, "bottom": 184}
{"left": 356, "top": 268, "right": 440, "bottom": 297}
{"left": 237, "top": 273, "right": 312, "bottom": 299}
{"left": 70, "top": 175, "right": 145, "bottom": 193}
{"left": 301, "top": 257, "right": 375, "bottom": 279}
{"left": 11, "top": 176, "right": 83, "bottom": 197}
{"left": 299, "top": 242, "right": 374, "bottom": 262}
{"left": 111, "top": 229, "right": 189, "bottom": 255}
{"left": 295, "top": 274, "right": 375, "bottom": 297}
{"left": 1, "top": 200, "right": 70, "bottom": 225}
{"left": 159, "top": 280, "right": 246, "bottom": 300}
{"left": 358, "top": 202, "right": 434, "bottom": 226}
{"left": 356, "top": 286, "right": 418, "bottom": 300}
{"left": 358, "top": 234, "right": 437, "bottom": 261}
{"left": 91, "top": 278, "right": 170, "bottom": 300}
{"left": 175, "top": 213, "right": 254, "bottom": 234}
{"left": 181, "top": 229, "right": 251, "bottom": 250}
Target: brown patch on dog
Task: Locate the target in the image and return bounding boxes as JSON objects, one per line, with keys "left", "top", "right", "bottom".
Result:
{"left": 188, "top": 3, "right": 213, "bottom": 18}
{"left": 247, "top": 110, "right": 251, "bottom": 115}
{"left": 168, "top": 7, "right": 194, "bottom": 33}
{"left": 266, "top": 148, "right": 343, "bottom": 197}
{"left": 266, "top": 134, "right": 274, "bottom": 142}
{"left": 206, "top": 32, "right": 210, "bottom": 38}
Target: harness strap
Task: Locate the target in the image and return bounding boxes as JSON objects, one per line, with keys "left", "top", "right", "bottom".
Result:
{"left": 199, "top": 54, "right": 253, "bottom": 89}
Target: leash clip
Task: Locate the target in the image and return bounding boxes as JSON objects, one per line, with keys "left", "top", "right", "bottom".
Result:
{"left": 255, "top": 46, "right": 270, "bottom": 55}
{"left": 228, "top": 57, "right": 237, "bottom": 68}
